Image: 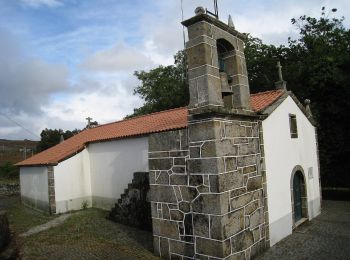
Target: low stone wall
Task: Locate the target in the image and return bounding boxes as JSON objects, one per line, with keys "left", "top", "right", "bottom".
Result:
{"left": 0, "top": 183, "right": 20, "bottom": 196}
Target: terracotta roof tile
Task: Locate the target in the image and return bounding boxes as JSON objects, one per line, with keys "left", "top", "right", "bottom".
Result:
{"left": 17, "top": 90, "right": 284, "bottom": 166}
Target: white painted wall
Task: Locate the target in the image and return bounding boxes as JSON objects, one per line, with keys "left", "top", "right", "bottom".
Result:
{"left": 20, "top": 166, "right": 49, "bottom": 211}
{"left": 89, "top": 137, "right": 149, "bottom": 210}
{"left": 263, "top": 96, "right": 321, "bottom": 246}
{"left": 54, "top": 149, "right": 92, "bottom": 213}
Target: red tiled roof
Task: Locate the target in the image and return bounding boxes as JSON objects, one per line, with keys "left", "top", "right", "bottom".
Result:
{"left": 17, "top": 90, "right": 284, "bottom": 166}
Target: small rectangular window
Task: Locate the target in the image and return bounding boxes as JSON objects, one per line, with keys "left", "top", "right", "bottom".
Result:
{"left": 289, "top": 114, "right": 298, "bottom": 138}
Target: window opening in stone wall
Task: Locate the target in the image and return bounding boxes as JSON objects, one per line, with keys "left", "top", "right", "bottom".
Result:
{"left": 216, "top": 39, "right": 234, "bottom": 108}
{"left": 289, "top": 114, "right": 298, "bottom": 138}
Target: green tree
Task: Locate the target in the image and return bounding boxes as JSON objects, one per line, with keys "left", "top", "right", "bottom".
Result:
{"left": 128, "top": 51, "right": 189, "bottom": 117}
{"left": 244, "top": 8, "right": 350, "bottom": 187}
{"left": 0, "top": 161, "right": 18, "bottom": 179}
{"left": 130, "top": 8, "right": 350, "bottom": 188}
{"left": 36, "top": 128, "right": 80, "bottom": 152}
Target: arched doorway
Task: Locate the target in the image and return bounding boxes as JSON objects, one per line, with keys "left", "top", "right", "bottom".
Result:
{"left": 291, "top": 166, "right": 308, "bottom": 226}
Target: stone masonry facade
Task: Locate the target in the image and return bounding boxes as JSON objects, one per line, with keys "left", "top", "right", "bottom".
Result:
{"left": 149, "top": 116, "right": 268, "bottom": 259}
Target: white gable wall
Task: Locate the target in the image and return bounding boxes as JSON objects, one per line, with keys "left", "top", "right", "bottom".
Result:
{"left": 263, "top": 96, "right": 321, "bottom": 246}
{"left": 54, "top": 148, "right": 92, "bottom": 213}
{"left": 89, "top": 137, "right": 149, "bottom": 210}
{"left": 20, "top": 166, "right": 49, "bottom": 212}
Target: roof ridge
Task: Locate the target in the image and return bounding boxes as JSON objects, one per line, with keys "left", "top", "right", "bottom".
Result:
{"left": 251, "top": 89, "right": 283, "bottom": 96}
{"left": 89, "top": 106, "right": 187, "bottom": 130}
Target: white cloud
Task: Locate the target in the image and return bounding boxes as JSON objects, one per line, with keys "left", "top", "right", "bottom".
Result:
{"left": 0, "top": 28, "right": 69, "bottom": 115}
{"left": 20, "top": 0, "right": 62, "bottom": 8}
{"left": 81, "top": 43, "right": 154, "bottom": 73}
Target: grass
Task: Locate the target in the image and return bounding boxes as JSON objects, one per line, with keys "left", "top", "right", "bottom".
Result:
{"left": 1, "top": 195, "right": 157, "bottom": 260}
{"left": 1, "top": 196, "right": 54, "bottom": 234}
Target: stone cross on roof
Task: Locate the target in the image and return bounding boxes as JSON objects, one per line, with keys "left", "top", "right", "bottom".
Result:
{"left": 275, "top": 61, "right": 287, "bottom": 90}
{"left": 277, "top": 61, "right": 283, "bottom": 81}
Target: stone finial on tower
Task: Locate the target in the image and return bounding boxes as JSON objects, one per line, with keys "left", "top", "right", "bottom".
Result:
{"left": 228, "top": 15, "right": 235, "bottom": 29}
{"left": 60, "top": 134, "right": 64, "bottom": 143}
{"left": 304, "top": 99, "right": 313, "bottom": 117}
{"left": 275, "top": 61, "right": 287, "bottom": 90}
{"left": 195, "top": 6, "right": 205, "bottom": 15}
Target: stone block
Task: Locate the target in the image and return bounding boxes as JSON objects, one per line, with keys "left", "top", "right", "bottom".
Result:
{"left": 149, "top": 151, "right": 169, "bottom": 158}
{"left": 170, "top": 174, "right": 188, "bottom": 185}
{"left": 152, "top": 219, "right": 179, "bottom": 240}
{"left": 174, "top": 158, "right": 186, "bottom": 165}
{"left": 253, "top": 227, "right": 261, "bottom": 243}
{"left": 250, "top": 208, "right": 264, "bottom": 229}
{"left": 239, "top": 142, "right": 256, "bottom": 156}
{"left": 209, "top": 171, "right": 243, "bottom": 193}
{"left": 189, "top": 120, "right": 221, "bottom": 142}
{"left": 180, "top": 187, "right": 198, "bottom": 202}
{"left": 149, "top": 158, "right": 172, "bottom": 171}
{"left": 172, "top": 166, "right": 186, "bottom": 174}
{"left": 196, "top": 75, "right": 223, "bottom": 106}
{"left": 193, "top": 193, "right": 229, "bottom": 215}
{"left": 230, "top": 193, "right": 253, "bottom": 210}
{"left": 170, "top": 240, "right": 195, "bottom": 258}
{"left": 250, "top": 240, "right": 266, "bottom": 259}
{"left": 226, "top": 251, "right": 246, "bottom": 260}
{"left": 150, "top": 185, "right": 177, "bottom": 203}
{"left": 153, "top": 236, "right": 160, "bottom": 256}
{"left": 187, "top": 43, "right": 212, "bottom": 69}
{"left": 225, "top": 157, "right": 237, "bottom": 172}
{"left": 190, "top": 146, "right": 201, "bottom": 158}
{"left": 156, "top": 171, "right": 169, "bottom": 185}
{"left": 170, "top": 210, "right": 184, "bottom": 221}
{"left": 196, "top": 237, "right": 231, "bottom": 258}
{"left": 224, "top": 122, "right": 246, "bottom": 138}
{"left": 230, "top": 187, "right": 247, "bottom": 198}
{"left": 187, "top": 21, "right": 212, "bottom": 40}
{"left": 201, "top": 140, "right": 238, "bottom": 157}
{"left": 184, "top": 213, "right": 193, "bottom": 236}
{"left": 243, "top": 165, "right": 257, "bottom": 174}
{"left": 162, "top": 204, "right": 170, "bottom": 219}
{"left": 193, "top": 213, "right": 209, "bottom": 237}
{"left": 149, "top": 131, "right": 181, "bottom": 151}
{"left": 179, "top": 202, "right": 191, "bottom": 213}
{"left": 231, "top": 230, "right": 254, "bottom": 252}
{"left": 189, "top": 175, "right": 203, "bottom": 186}
{"left": 210, "top": 208, "right": 244, "bottom": 240}
{"left": 188, "top": 64, "right": 220, "bottom": 79}
{"left": 237, "top": 155, "right": 256, "bottom": 167}
{"left": 188, "top": 158, "right": 225, "bottom": 174}
{"left": 170, "top": 151, "right": 189, "bottom": 157}
{"left": 247, "top": 176, "right": 262, "bottom": 191}
{"left": 160, "top": 237, "right": 170, "bottom": 259}
{"left": 245, "top": 200, "right": 259, "bottom": 215}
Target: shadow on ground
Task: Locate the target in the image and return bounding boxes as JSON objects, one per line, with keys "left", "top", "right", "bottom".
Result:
{"left": 256, "top": 200, "right": 350, "bottom": 260}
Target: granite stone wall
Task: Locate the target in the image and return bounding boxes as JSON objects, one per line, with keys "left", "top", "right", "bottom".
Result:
{"left": 149, "top": 117, "right": 268, "bottom": 259}
{"left": 47, "top": 166, "right": 56, "bottom": 214}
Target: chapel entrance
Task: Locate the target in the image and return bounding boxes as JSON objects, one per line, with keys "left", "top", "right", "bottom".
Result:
{"left": 292, "top": 170, "right": 307, "bottom": 224}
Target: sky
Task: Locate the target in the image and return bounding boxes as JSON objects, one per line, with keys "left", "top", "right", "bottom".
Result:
{"left": 0, "top": 0, "right": 349, "bottom": 140}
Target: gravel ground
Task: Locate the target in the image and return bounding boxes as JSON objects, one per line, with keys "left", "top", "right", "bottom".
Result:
{"left": 256, "top": 200, "right": 350, "bottom": 260}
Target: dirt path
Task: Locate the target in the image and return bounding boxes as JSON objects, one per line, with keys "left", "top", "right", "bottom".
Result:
{"left": 19, "top": 213, "right": 72, "bottom": 237}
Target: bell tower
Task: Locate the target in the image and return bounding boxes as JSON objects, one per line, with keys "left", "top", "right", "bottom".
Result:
{"left": 182, "top": 7, "right": 251, "bottom": 112}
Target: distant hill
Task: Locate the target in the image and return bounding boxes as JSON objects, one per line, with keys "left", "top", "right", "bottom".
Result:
{"left": 0, "top": 139, "right": 38, "bottom": 165}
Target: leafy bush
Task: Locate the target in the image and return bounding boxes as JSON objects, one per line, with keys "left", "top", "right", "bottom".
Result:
{"left": 0, "top": 161, "right": 19, "bottom": 180}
